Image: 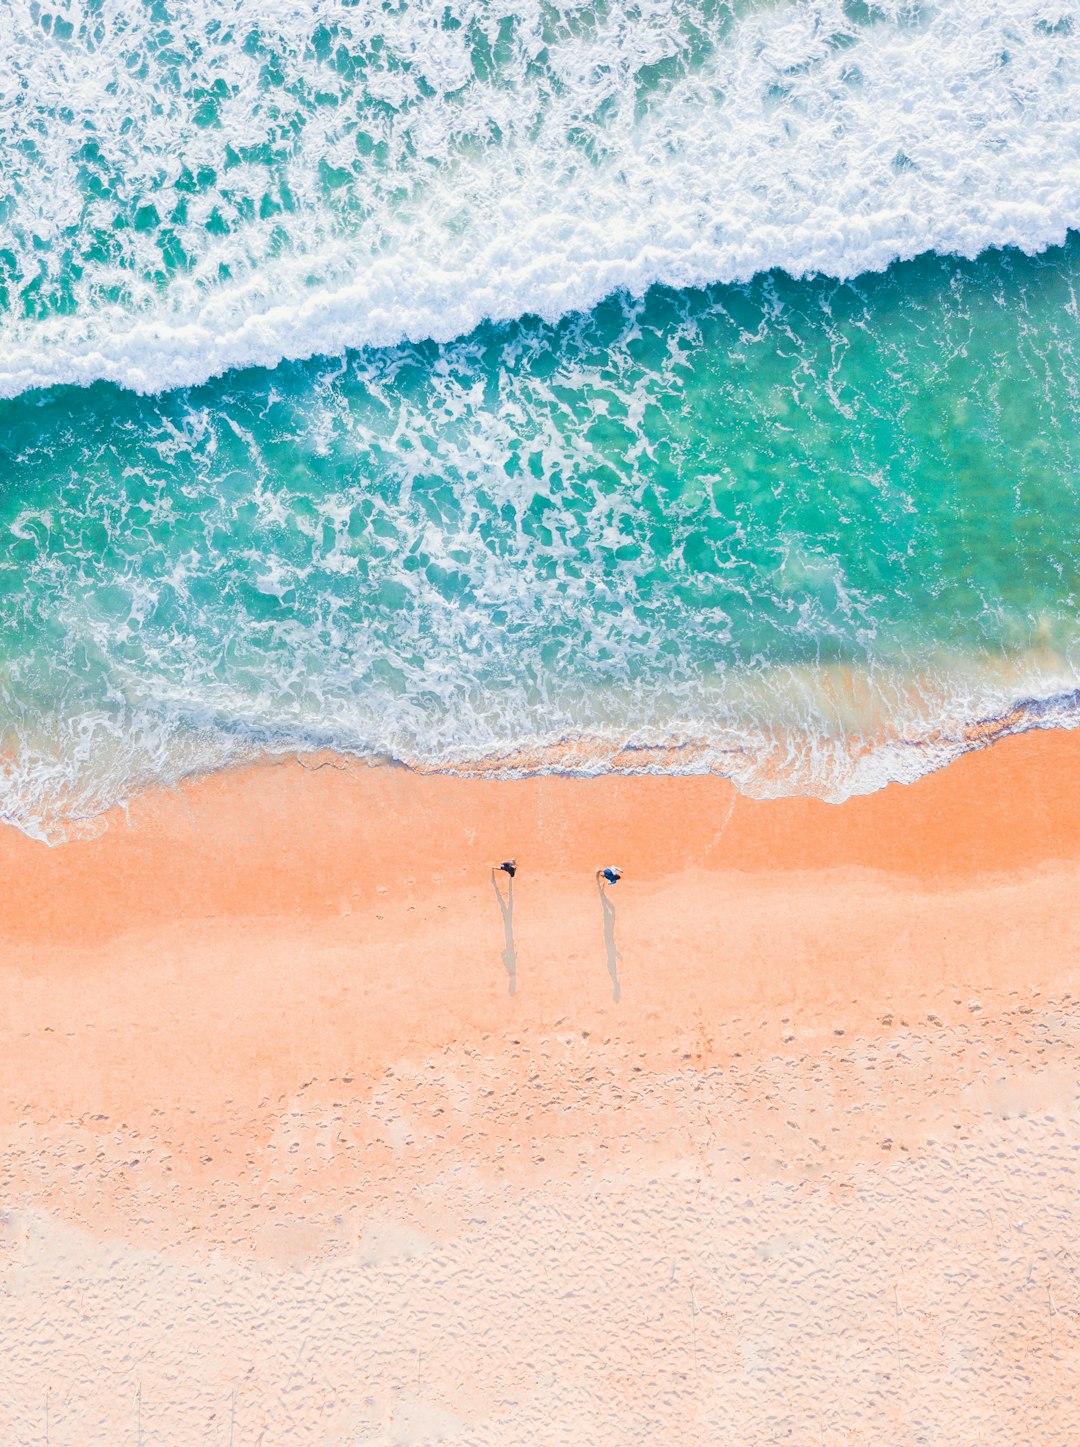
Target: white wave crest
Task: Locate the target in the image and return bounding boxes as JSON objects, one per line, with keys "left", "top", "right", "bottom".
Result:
{"left": 1, "top": 0, "right": 1080, "bottom": 396}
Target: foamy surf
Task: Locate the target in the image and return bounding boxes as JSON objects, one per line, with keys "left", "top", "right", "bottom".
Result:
{"left": 2, "top": 233, "right": 1080, "bottom": 839}
{"left": 3, "top": 675, "right": 1079, "bottom": 845}
{"left": 3, "top": 0, "right": 1080, "bottom": 395}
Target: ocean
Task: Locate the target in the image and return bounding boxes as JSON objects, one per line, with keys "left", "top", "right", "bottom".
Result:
{"left": 1, "top": 0, "right": 1079, "bottom": 841}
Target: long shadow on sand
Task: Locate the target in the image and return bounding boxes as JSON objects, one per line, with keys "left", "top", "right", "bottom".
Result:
{"left": 491, "top": 869, "right": 517, "bottom": 996}
{"left": 597, "top": 878, "right": 622, "bottom": 1004}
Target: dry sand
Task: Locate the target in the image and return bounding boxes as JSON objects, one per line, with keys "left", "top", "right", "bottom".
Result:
{"left": 1, "top": 729, "right": 1078, "bottom": 1443}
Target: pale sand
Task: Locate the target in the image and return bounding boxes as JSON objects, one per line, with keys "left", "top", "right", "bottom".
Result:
{"left": 1, "top": 729, "right": 1079, "bottom": 1443}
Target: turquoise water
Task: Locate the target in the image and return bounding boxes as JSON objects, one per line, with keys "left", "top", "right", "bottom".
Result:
{"left": 1, "top": 0, "right": 1079, "bottom": 838}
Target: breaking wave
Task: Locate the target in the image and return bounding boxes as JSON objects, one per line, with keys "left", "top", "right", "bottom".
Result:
{"left": 3, "top": 0, "right": 1080, "bottom": 395}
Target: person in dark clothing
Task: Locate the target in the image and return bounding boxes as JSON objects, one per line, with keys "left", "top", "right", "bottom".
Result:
{"left": 597, "top": 866, "right": 622, "bottom": 886}
{"left": 490, "top": 861, "right": 517, "bottom": 995}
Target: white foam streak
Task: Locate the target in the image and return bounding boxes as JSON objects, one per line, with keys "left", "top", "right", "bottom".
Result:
{"left": 3, "top": 0, "right": 1080, "bottom": 394}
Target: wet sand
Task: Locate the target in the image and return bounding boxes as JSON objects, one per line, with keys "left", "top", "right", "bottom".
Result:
{"left": 1, "top": 729, "right": 1078, "bottom": 1443}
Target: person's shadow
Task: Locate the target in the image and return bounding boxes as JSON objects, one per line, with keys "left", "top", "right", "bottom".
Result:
{"left": 597, "top": 877, "right": 622, "bottom": 1004}
{"left": 491, "top": 869, "right": 517, "bottom": 996}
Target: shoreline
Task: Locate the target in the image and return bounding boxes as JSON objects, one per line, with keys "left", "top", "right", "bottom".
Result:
{"left": 3, "top": 719, "right": 1079, "bottom": 934}
{"left": 4, "top": 669, "right": 1078, "bottom": 848}
{"left": 2, "top": 725, "right": 1078, "bottom": 1118}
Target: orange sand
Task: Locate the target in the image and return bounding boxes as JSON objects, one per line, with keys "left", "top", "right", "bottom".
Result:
{"left": 1, "top": 729, "right": 1078, "bottom": 1443}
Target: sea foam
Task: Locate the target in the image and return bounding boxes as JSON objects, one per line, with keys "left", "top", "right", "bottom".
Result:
{"left": 2, "top": 0, "right": 1080, "bottom": 395}
{"left": 2, "top": 241, "right": 1080, "bottom": 842}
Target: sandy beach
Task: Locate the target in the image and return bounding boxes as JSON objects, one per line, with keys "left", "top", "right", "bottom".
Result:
{"left": 2, "top": 728, "right": 1079, "bottom": 1444}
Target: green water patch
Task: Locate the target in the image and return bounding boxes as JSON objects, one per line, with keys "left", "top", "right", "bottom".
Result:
{"left": 0, "top": 238, "right": 1078, "bottom": 829}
